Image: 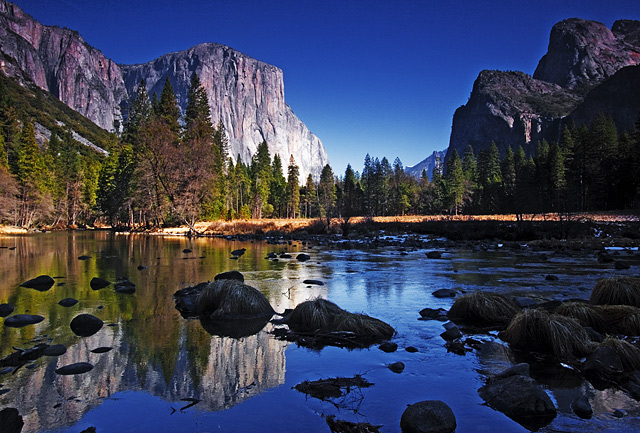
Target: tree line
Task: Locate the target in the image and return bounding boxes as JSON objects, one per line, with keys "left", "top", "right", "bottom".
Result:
{"left": 1, "top": 71, "right": 639, "bottom": 230}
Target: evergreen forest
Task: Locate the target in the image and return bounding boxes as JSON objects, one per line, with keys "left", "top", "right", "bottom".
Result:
{"left": 1, "top": 71, "right": 639, "bottom": 231}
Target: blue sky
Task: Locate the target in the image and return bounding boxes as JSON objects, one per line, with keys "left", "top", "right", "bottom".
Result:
{"left": 13, "top": 0, "right": 640, "bottom": 173}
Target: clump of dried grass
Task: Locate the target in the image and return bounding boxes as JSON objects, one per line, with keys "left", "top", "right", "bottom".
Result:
{"left": 557, "top": 302, "right": 640, "bottom": 336}
{"left": 501, "top": 309, "right": 593, "bottom": 361}
{"left": 197, "top": 279, "right": 274, "bottom": 320}
{"left": 448, "top": 291, "right": 519, "bottom": 327}
{"left": 590, "top": 277, "right": 640, "bottom": 307}
{"left": 287, "top": 298, "right": 394, "bottom": 340}
{"left": 599, "top": 337, "right": 640, "bottom": 371}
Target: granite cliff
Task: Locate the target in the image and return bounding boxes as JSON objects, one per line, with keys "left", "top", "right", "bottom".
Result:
{"left": 0, "top": 0, "right": 328, "bottom": 180}
{"left": 447, "top": 18, "right": 640, "bottom": 161}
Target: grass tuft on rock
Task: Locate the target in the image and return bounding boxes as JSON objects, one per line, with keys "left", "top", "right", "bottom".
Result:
{"left": 196, "top": 279, "right": 274, "bottom": 320}
{"left": 590, "top": 277, "right": 640, "bottom": 307}
{"left": 501, "top": 309, "right": 593, "bottom": 361}
{"left": 600, "top": 337, "right": 640, "bottom": 371}
{"left": 448, "top": 291, "right": 519, "bottom": 327}
{"left": 556, "top": 302, "right": 640, "bottom": 335}
{"left": 287, "top": 298, "right": 394, "bottom": 340}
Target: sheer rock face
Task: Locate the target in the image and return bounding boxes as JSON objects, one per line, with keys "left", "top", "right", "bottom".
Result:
{"left": 0, "top": 0, "right": 127, "bottom": 131}
{"left": 0, "top": 1, "right": 328, "bottom": 180}
{"left": 121, "top": 43, "right": 328, "bottom": 180}
{"left": 447, "top": 18, "right": 640, "bottom": 160}
{"left": 534, "top": 18, "right": 640, "bottom": 90}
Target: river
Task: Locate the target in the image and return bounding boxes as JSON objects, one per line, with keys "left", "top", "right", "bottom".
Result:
{"left": 0, "top": 231, "right": 639, "bottom": 432}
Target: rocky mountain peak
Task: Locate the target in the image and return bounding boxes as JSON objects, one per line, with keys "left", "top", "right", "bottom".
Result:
{"left": 533, "top": 18, "right": 640, "bottom": 90}
{"left": 0, "top": 1, "right": 328, "bottom": 180}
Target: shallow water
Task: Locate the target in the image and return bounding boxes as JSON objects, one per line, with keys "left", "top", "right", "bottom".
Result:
{"left": 0, "top": 232, "right": 639, "bottom": 432}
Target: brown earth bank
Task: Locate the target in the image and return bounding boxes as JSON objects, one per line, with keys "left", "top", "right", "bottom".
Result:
{"left": 1, "top": 213, "right": 639, "bottom": 248}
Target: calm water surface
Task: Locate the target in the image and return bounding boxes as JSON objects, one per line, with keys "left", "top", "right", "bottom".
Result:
{"left": 0, "top": 232, "right": 639, "bottom": 432}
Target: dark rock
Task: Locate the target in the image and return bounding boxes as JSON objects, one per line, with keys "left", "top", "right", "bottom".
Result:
{"left": 440, "top": 321, "right": 463, "bottom": 342}
{"left": 545, "top": 274, "right": 559, "bottom": 281}
{"left": 612, "top": 409, "right": 625, "bottom": 418}
{"left": 419, "top": 307, "right": 448, "bottom": 321}
{"left": 20, "top": 275, "right": 55, "bottom": 291}
{"left": 432, "top": 289, "right": 456, "bottom": 298}
{"left": 512, "top": 297, "right": 538, "bottom": 309}
{"left": 114, "top": 280, "right": 136, "bottom": 294}
{"left": 445, "top": 341, "right": 468, "bottom": 355}
{"left": 90, "top": 347, "right": 112, "bottom": 353}
{"left": 3, "top": 314, "right": 45, "bottom": 328}
{"left": 137, "top": 265, "right": 147, "bottom": 270}
{"left": 78, "top": 255, "right": 91, "bottom": 260}
{"left": 231, "top": 248, "right": 246, "bottom": 256}
{"left": 279, "top": 253, "right": 292, "bottom": 259}
{"left": 90, "top": 277, "right": 111, "bottom": 290}
{"left": 496, "top": 363, "right": 530, "bottom": 379}
{"left": 400, "top": 400, "right": 456, "bottom": 433}
{"left": 478, "top": 375, "right": 556, "bottom": 429}
{"left": 426, "top": 251, "right": 442, "bottom": 259}
{"left": 571, "top": 395, "right": 593, "bottom": 419}
{"left": 379, "top": 342, "right": 398, "bottom": 353}
{"left": 0, "top": 303, "right": 14, "bottom": 317}
{"left": 70, "top": 314, "right": 104, "bottom": 337}
{"left": 598, "top": 253, "right": 614, "bottom": 263}
{"left": 296, "top": 253, "right": 311, "bottom": 262}
{"left": 183, "top": 248, "right": 192, "bottom": 253}
{"left": 303, "top": 279, "right": 324, "bottom": 286}
{"left": 214, "top": 270, "right": 245, "bottom": 282}
{"left": 388, "top": 361, "right": 405, "bottom": 373}
{"left": 326, "top": 415, "right": 381, "bottom": 433}
{"left": 80, "top": 428, "right": 97, "bottom": 433}
{"left": 584, "top": 345, "right": 623, "bottom": 381}
{"left": 0, "top": 408, "right": 24, "bottom": 433}
{"left": 43, "top": 344, "right": 67, "bottom": 356}
{"left": 58, "top": 298, "right": 79, "bottom": 307}
{"left": 55, "top": 362, "right": 94, "bottom": 375}
{"left": 615, "top": 260, "right": 631, "bottom": 270}
{"left": 406, "top": 346, "right": 419, "bottom": 353}
{"left": 266, "top": 252, "right": 277, "bottom": 259}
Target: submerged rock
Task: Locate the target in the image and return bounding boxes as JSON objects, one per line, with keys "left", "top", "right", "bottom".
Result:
{"left": 400, "top": 400, "right": 457, "bottom": 433}
{"left": 379, "top": 342, "right": 398, "bottom": 353}
{"left": 426, "top": 251, "right": 442, "bottom": 259}
{"left": 90, "top": 277, "right": 111, "bottom": 290}
{"left": 78, "top": 255, "right": 92, "bottom": 260}
{"left": 70, "top": 314, "right": 104, "bottom": 337}
{"left": 432, "top": 289, "right": 456, "bottom": 298}
{"left": 296, "top": 253, "right": 311, "bottom": 262}
{"left": 419, "top": 307, "right": 448, "bottom": 321}
{"left": 326, "top": 415, "right": 381, "bottom": 433}
{"left": 55, "top": 362, "right": 94, "bottom": 375}
{"left": 214, "top": 270, "right": 245, "bottom": 282}
{"left": 231, "top": 248, "right": 246, "bottom": 256}
{"left": 571, "top": 395, "right": 593, "bottom": 419}
{"left": 478, "top": 375, "right": 556, "bottom": 429}
{"left": 0, "top": 304, "right": 14, "bottom": 317}
{"left": 43, "top": 344, "right": 67, "bottom": 356}
{"left": 303, "top": 279, "right": 324, "bottom": 286}
{"left": 58, "top": 298, "right": 79, "bottom": 307}
{"left": 3, "top": 314, "right": 45, "bottom": 328}
{"left": 388, "top": 361, "right": 405, "bottom": 373}
{"left": 20, "top": 275, "right": 55, "bottom": 291}
{"left": 114, "top": 280, "right": 136, "bottom": 294}
{"left": 0, "top": 408, "right": 24, "bottom": 433}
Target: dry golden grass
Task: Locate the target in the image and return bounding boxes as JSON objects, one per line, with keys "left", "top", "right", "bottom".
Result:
{"left": 590, "top": 277, "right": 640, "bottom": 307}
{"left": 600, "top": 337, "right": 640, "bottom": 371}
{"left": 501, "top": 309, "right": 593, "bottom": 360}
{"left": 196, "top": 279, "right": 274, "bottom": 320}
{"left": 287, "top": 297, "right": 394, "bottom": 339}
{"left": 448, "top": 291, "right": 519, "bottom": 327}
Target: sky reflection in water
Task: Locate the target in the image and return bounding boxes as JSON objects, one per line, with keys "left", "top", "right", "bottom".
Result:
{"left": 0, "top": 232, "right": 639, "bottom": 432}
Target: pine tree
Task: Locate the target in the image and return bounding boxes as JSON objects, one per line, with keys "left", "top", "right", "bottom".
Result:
{"left": 269, "top": 154, "right": 286, "bottom": 217}
{"left": 123, "top": 79, "right": 151, "bottom": 145}
{"left": 0, "top": 131, "right": 7, "bottom": 170}
{"left": 302, "top": 173, "right": 317, "bottom": 218}
{"left": 445, "top": 149, "right": 464, "bottom": 215}
{"left": 157, "top": 77, "right": 181, "bottom": 136}
{"left": 318, "top": 164, "right": 336, "bottom": 229}
{"left": 286, "top": 155, "right": 300, "bottom": 218}
{"left": 250, "top": 141, "right": 272, "bottom": 218}
{"left": 184, "top": 73, "right": 214, "bottom": 141}
{"left": 500, "top": 146, "right": 516, "bottom": 213}
{"left": 16, "top": 122, "right": 46, "bottom": 190}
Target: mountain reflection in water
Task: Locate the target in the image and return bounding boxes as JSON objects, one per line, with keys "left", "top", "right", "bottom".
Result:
{"left": 0, "top": 232, "right": 323, "bottom": 433}
{"left": 2, "top": 232, "right": 640, "bottom": 433}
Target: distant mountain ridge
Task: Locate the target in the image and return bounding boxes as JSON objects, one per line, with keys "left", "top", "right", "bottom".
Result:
{"left": 445, "top": 18, "right": 640, "bottom": 161}
{"left": 405, "top": 150, "right": 445, "bottom": 180}
{"left": 0, "top": 0, "right": 328, "bottom": 179}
